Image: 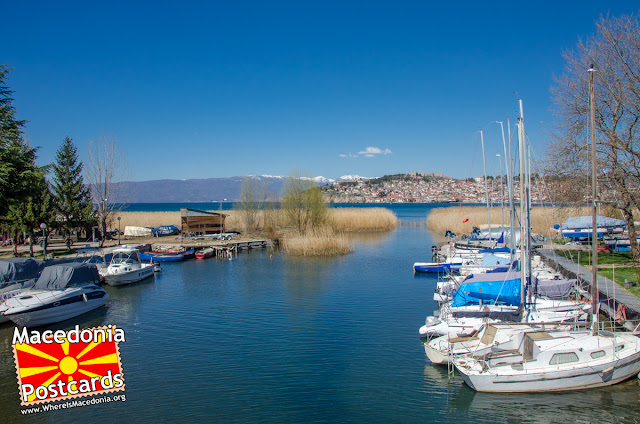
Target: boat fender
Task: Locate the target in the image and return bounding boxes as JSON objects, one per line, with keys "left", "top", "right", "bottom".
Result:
{"left": 82, "top": 293, "right": 88, "bottom": 303}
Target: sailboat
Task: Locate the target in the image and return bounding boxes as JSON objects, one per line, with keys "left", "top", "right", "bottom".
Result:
{"left": 452, "top": 94, "right": 640, "bottom": 392}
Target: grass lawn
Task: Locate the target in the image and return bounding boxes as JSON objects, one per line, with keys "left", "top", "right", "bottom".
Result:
{"left": 553, "top": 250, "right": 640, "bottom": 298}
{"left": 598, "top": 268, "right": 640, "bottom": 298}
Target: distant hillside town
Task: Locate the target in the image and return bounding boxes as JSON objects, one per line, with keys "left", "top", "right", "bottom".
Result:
{"left": 322, "top": 172, "right": 550, "bottom": 204}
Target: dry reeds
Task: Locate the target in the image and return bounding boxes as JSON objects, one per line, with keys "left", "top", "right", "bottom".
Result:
{"left": 280, "top": 227, "right": 352, "bottom": 256}
{"left": 425, "top": 205, "right": 626, "bottom": 238}
{"left": 328, "top": 207, "right": 397, "bottom": 232}
{"left": 117, "top": 212, "right": 181, "bottom": 229}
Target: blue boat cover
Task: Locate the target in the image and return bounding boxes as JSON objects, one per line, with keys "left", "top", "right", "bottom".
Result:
{"left": 452, "top": 271, "right": 522, "bottom": 307}
{"left": 481, "top": 254, "right": 511, "bottom": 266}
{"left": 479, "top": 247, "right": 512, "bottom": 254}
{"left": 561, "top": 216, "right": 626, "bottom": 230}
{"left": 0, "top": 258, "right": 45, "bottom": 283}
{"left": 152, "top": 225, "right": 180, "bottom": 237}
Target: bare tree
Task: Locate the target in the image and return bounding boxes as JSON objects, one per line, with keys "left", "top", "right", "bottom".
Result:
{"left": 548, "top": 13, "right": 640, "bottom": 260}
{"left": 84, "top": 136, "right": 128, "bottom": 245}
{"left": 234, "top": 176, "right": 270, "bottom": 234}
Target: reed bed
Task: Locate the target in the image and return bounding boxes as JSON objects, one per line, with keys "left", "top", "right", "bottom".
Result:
{"left": 117, "top": 212, "right": 181, "bottom": 228}
{"left": 425, "top": 205, "right": 627, "bottom": 238}
{"left": 328, "top": 207, "right": 397, "bottom": 231}
{"left": 280, "top": 227, "right": 352, "bottom": 256}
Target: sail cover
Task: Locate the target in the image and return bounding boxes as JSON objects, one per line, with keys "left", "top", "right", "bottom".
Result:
{"left": 452, "top": 271, "right": 522, "bottom": 307}
{"left": 34, "top": 263, "right": 100, "bottom": 290}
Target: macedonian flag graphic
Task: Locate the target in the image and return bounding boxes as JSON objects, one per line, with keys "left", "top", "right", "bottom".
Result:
{"left": 13, "top": 326, "right": 125, "bottom": 405}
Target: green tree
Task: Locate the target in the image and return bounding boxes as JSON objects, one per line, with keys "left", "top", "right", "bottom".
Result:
{"left": 281, "top": 170, "right": 327, "bottom": 233}
{"left": 0, "top": 65, "right": 42, "bottom": 218}
{"left": 6, "top": 174, "right": 53, "bottom": 256}
{"left": 51, "top": 136, "right": 94, "bottom": 240}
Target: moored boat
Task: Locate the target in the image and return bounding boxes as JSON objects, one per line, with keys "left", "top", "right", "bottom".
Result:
{"left": 139, "top": 249, "right": 195, "bottom": 262}
{"left": 0, "top": 262, "right": 108, "bottom": 327}
{"left": 195, "top": 247, "right": 214, "bottom": 259}
{"left": 101, "top": 246, "right": 155, "bottom": 286}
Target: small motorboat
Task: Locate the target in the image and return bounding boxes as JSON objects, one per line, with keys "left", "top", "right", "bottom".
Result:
{"left": 101, "top": 246, "right": 155, "bottom": 286}
{"left": 195, "top": 247, "right": 214, "bottom": 259}
{"left": 139, "top": 249, "right": 195, "bottom": 262}
{"left": 0, "top": 258, "right": 46, "bottom": 324}
{"left": 0, "top": 263, "right": 108, "bottom": 327}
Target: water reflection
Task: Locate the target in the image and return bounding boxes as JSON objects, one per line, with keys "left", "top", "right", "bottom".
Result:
{"left": 455, "top": 379, "right": 640, "bottom": 423}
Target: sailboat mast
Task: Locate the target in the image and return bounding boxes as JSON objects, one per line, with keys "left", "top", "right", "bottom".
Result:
{"left": 589, "top": 65, "right": 599, "bottom": 322}
{"left": 480, "top": 131, "right": 491, "bottom": 240}
{"left": 517, "top": 105, "right": 527, "bottom": 308}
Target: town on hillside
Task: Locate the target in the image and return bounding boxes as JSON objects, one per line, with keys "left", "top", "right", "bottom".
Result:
{"left": 322, "top": 172, "right": 550, "bottom": 204}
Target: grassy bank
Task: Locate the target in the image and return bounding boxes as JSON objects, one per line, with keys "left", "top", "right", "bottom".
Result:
{"left": 425, "top": 205, "right": 627, "bottom": 238}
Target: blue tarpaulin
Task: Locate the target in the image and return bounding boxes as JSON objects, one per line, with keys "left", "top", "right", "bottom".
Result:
{"left": 452, "top": 271, "right": 522, "bottom": 307}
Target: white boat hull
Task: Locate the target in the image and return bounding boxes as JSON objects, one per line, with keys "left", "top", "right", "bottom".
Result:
{"left": 458, "top": 352, "right": 640, "bottom": 392}
{"left": 103, "top": 263, "right": 154, "bottom": 286}
{"left": 1, "top": 286, "right": 108, "bottom": 327}
{"left": 454, "top": 332, "right": 640, "bottom": 392}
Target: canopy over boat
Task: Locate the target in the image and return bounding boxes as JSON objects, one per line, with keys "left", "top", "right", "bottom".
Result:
{"left": 561, "top": 215, "right": 626, "bottom": 230}
{"left": 452, "top": 271, "right": 522, "bottom": 307}
{"left": 33, "top": 263, "right": 100, "bottom": 290}
{"left": 0, "top": 258, "right": 45, "bottom": 283}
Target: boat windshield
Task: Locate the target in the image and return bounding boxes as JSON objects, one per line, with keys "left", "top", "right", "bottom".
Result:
{"left": 111, "top": 252, "right": 138, "bottom": 265}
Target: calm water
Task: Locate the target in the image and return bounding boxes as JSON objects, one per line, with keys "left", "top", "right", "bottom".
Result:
{"left": 1, "top": 204, "right": 639, "bottom": 423}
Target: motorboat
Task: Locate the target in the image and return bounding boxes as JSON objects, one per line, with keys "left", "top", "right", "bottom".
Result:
{"left": 139, "top": 249, "right": 195, "bottom": 262}
{"left": 0, "top": 263, "right": 108, "bottom": 327}
{"left": 101, "top": 246, "right": 155, "bottom": 286}
{"left": 0, "top": 258, "right": 45, "bottom": 324}
{"left": 195, "top": 247, "right": 215, "bottom": 259}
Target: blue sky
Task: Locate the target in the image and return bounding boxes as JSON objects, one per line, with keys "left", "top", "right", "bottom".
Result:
{"left": 4, "top": 1, "right": 639, "bottom": 182}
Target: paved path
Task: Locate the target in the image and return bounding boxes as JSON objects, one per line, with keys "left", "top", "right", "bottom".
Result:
{"left": 538, "top": 249, "right": 640, "bottom": 330}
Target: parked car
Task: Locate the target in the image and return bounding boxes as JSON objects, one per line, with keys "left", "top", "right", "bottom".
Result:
{"left": 37, "top": 231, "right": 78, "bottom": 249}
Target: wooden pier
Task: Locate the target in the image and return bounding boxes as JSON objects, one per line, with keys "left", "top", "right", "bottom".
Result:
{"left": 152, "top": 239, "right": 273, "bottom": 258}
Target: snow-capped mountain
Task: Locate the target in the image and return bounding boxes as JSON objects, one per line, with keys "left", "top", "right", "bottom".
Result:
{"left": 338, "top": 175, "right": 370, "bottom": 181}
{"left": 117, "top": 174, "right": 335, "bottom": 203}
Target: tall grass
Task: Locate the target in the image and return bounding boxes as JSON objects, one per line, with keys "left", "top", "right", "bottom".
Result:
{"left": 425, "top": 205, "right": 626, "bottom": 238}
{"left": 280, "top": 227, "right": 352, "bottom": 256}
{"left": 328, "top": 208, "right": 397, "bottom": 231}
{"left": 118, "top": 212, "right": 181, "bottom": 228}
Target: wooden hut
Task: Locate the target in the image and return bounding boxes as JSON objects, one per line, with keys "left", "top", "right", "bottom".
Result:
{"left": 180, "top": 208, "right": 227, "bottom": 235}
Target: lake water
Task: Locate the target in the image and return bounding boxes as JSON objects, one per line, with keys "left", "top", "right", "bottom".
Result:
{"left": 1, "top": 204, "right": 639, "bottom": 423}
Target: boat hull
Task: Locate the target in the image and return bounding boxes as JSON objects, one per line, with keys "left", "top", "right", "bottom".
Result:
{"left": 140, "top": 249, "right": 195, "bottom": 262}
{"left": 103, "top": 264, "right": 155, "bottom": 286}
{"left": 1, "top": 287, "right": 108, "bottom": 327}
{"left": 414, "top": 262, "right": 462, "bottom": 273}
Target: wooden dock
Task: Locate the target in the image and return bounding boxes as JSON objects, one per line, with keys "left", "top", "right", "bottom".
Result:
{"left": 152, "top": 239, "right": 273, "bottom": 258}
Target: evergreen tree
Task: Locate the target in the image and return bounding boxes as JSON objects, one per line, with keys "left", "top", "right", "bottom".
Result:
{"left": 51, "top": 136, "right": 94, "bottom": 237}
{"left": 6, "top": 174, "right": 53, "bottom": 256}
{"left": 0, "top": 65, "right": 41, "bottom": 218}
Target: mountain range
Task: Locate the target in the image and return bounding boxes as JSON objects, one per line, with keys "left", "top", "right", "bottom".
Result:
{"left": 116, "top": 175, "right": 364, "bottom": 203}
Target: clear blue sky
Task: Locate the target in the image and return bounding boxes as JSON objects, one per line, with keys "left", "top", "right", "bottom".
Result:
{"left": 4, "top": 1, "right": 639, "bottom": 182}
